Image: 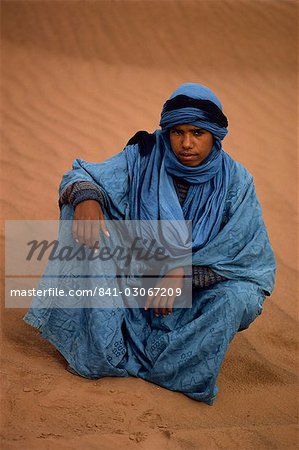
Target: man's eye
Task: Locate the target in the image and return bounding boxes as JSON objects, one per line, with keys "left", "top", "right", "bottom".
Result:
{"left": 193, "top": 131, "right": 203, "bottom": 136}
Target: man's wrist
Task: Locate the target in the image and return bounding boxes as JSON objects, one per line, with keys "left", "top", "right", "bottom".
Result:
{"left": 72, "top": 189, "right": 104, "bottom": 209}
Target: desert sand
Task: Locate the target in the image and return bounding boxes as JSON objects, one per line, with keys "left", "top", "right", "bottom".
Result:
{"left": 0, "top": 0, "right": 298, "bottom": 449}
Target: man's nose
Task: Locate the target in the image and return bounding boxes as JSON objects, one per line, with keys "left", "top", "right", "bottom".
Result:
{"left": 182, "top": 134, "right": 193, "bottom": 149}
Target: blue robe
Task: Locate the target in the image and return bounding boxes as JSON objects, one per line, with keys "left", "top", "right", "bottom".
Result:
{"left": 24, "top": 139, "right": 276, "bottom": 405}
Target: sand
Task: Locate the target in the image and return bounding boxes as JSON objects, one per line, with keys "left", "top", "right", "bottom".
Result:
{"left": 0, "top": 0, "right": 298, "bottom": 449}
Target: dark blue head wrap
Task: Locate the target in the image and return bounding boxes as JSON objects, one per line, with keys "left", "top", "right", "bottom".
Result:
{"left": 160, "top": 83, "right": 228, "bottom": 141}
{"left": 158, "top": 83, "right": 229, "bottom": 186}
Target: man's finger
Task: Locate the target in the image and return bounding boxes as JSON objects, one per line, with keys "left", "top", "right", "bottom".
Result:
{"left": 85, "top": 220, "right": 92, "bottom": 248}
{"left": 77, "top": 220, "right": 85, "bottom": 245}
{"left": 91, "top": 221, "right": 100, "bottom": 249}
{"left": 72, "top": 220, "right": 78, "bottom": 242}
{"left": 152, "top": 294, "right": 163, "bottom": 316}
{"left": 145, "top": 284, "right": 160, "bottom": 310}
{"left": 159, "top": 296, "right": 169, "bottom": 317}
{"left": 144, "top": 293, "right": 155, "bottom": 311}
{"left": 98, "top": 210, "right": 110, "bottom": 238}
{"left": 166, "top": 295, "right": 176, "bottom": 315}
{"left": 101, "top": 223, "right": 110, "bottom": 238}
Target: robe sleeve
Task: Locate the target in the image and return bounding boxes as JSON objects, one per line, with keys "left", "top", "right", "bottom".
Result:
{"left": 59, "top": 144, "right": 139, "bottom": 219}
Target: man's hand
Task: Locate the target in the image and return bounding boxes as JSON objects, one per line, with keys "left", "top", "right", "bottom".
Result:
{"left": 72, "top": 200, "right": 109, "bottom": 249}
{"left": 144, "top": 267, "right": 184, "bottom": 317}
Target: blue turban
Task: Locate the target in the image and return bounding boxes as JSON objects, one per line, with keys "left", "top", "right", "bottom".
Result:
{"left": 160, "top": 83, "right": 228, "bottom": 141}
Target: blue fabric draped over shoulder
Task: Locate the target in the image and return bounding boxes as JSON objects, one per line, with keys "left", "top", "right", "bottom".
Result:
{"left": 24, "top": 83, "right": 276, "bottom": 405}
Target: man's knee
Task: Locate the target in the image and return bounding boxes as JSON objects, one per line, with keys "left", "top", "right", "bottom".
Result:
{"left": 238, "top": 285, "right": 265, "bottom": 331}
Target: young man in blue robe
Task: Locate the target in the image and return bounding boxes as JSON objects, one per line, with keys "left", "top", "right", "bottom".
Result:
{"left": 24, "top": 83, "right": 276, "bottom": 405}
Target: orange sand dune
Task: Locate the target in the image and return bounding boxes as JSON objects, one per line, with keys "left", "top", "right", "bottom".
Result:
{"left": 0, "top": 1, "right": 298, "bottom": 449}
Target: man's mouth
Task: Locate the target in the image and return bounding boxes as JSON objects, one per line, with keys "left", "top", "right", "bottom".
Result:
{"left": 179, "top": 152, "right": 196, "bottom": 157}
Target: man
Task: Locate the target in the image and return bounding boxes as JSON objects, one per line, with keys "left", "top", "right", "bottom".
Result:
{"left": 24, "top": 83, "right": 276, "bottom": 405}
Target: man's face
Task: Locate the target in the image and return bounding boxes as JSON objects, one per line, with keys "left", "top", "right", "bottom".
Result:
{"left": 169, "top": 124, "right": 214, "bottom": 166}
